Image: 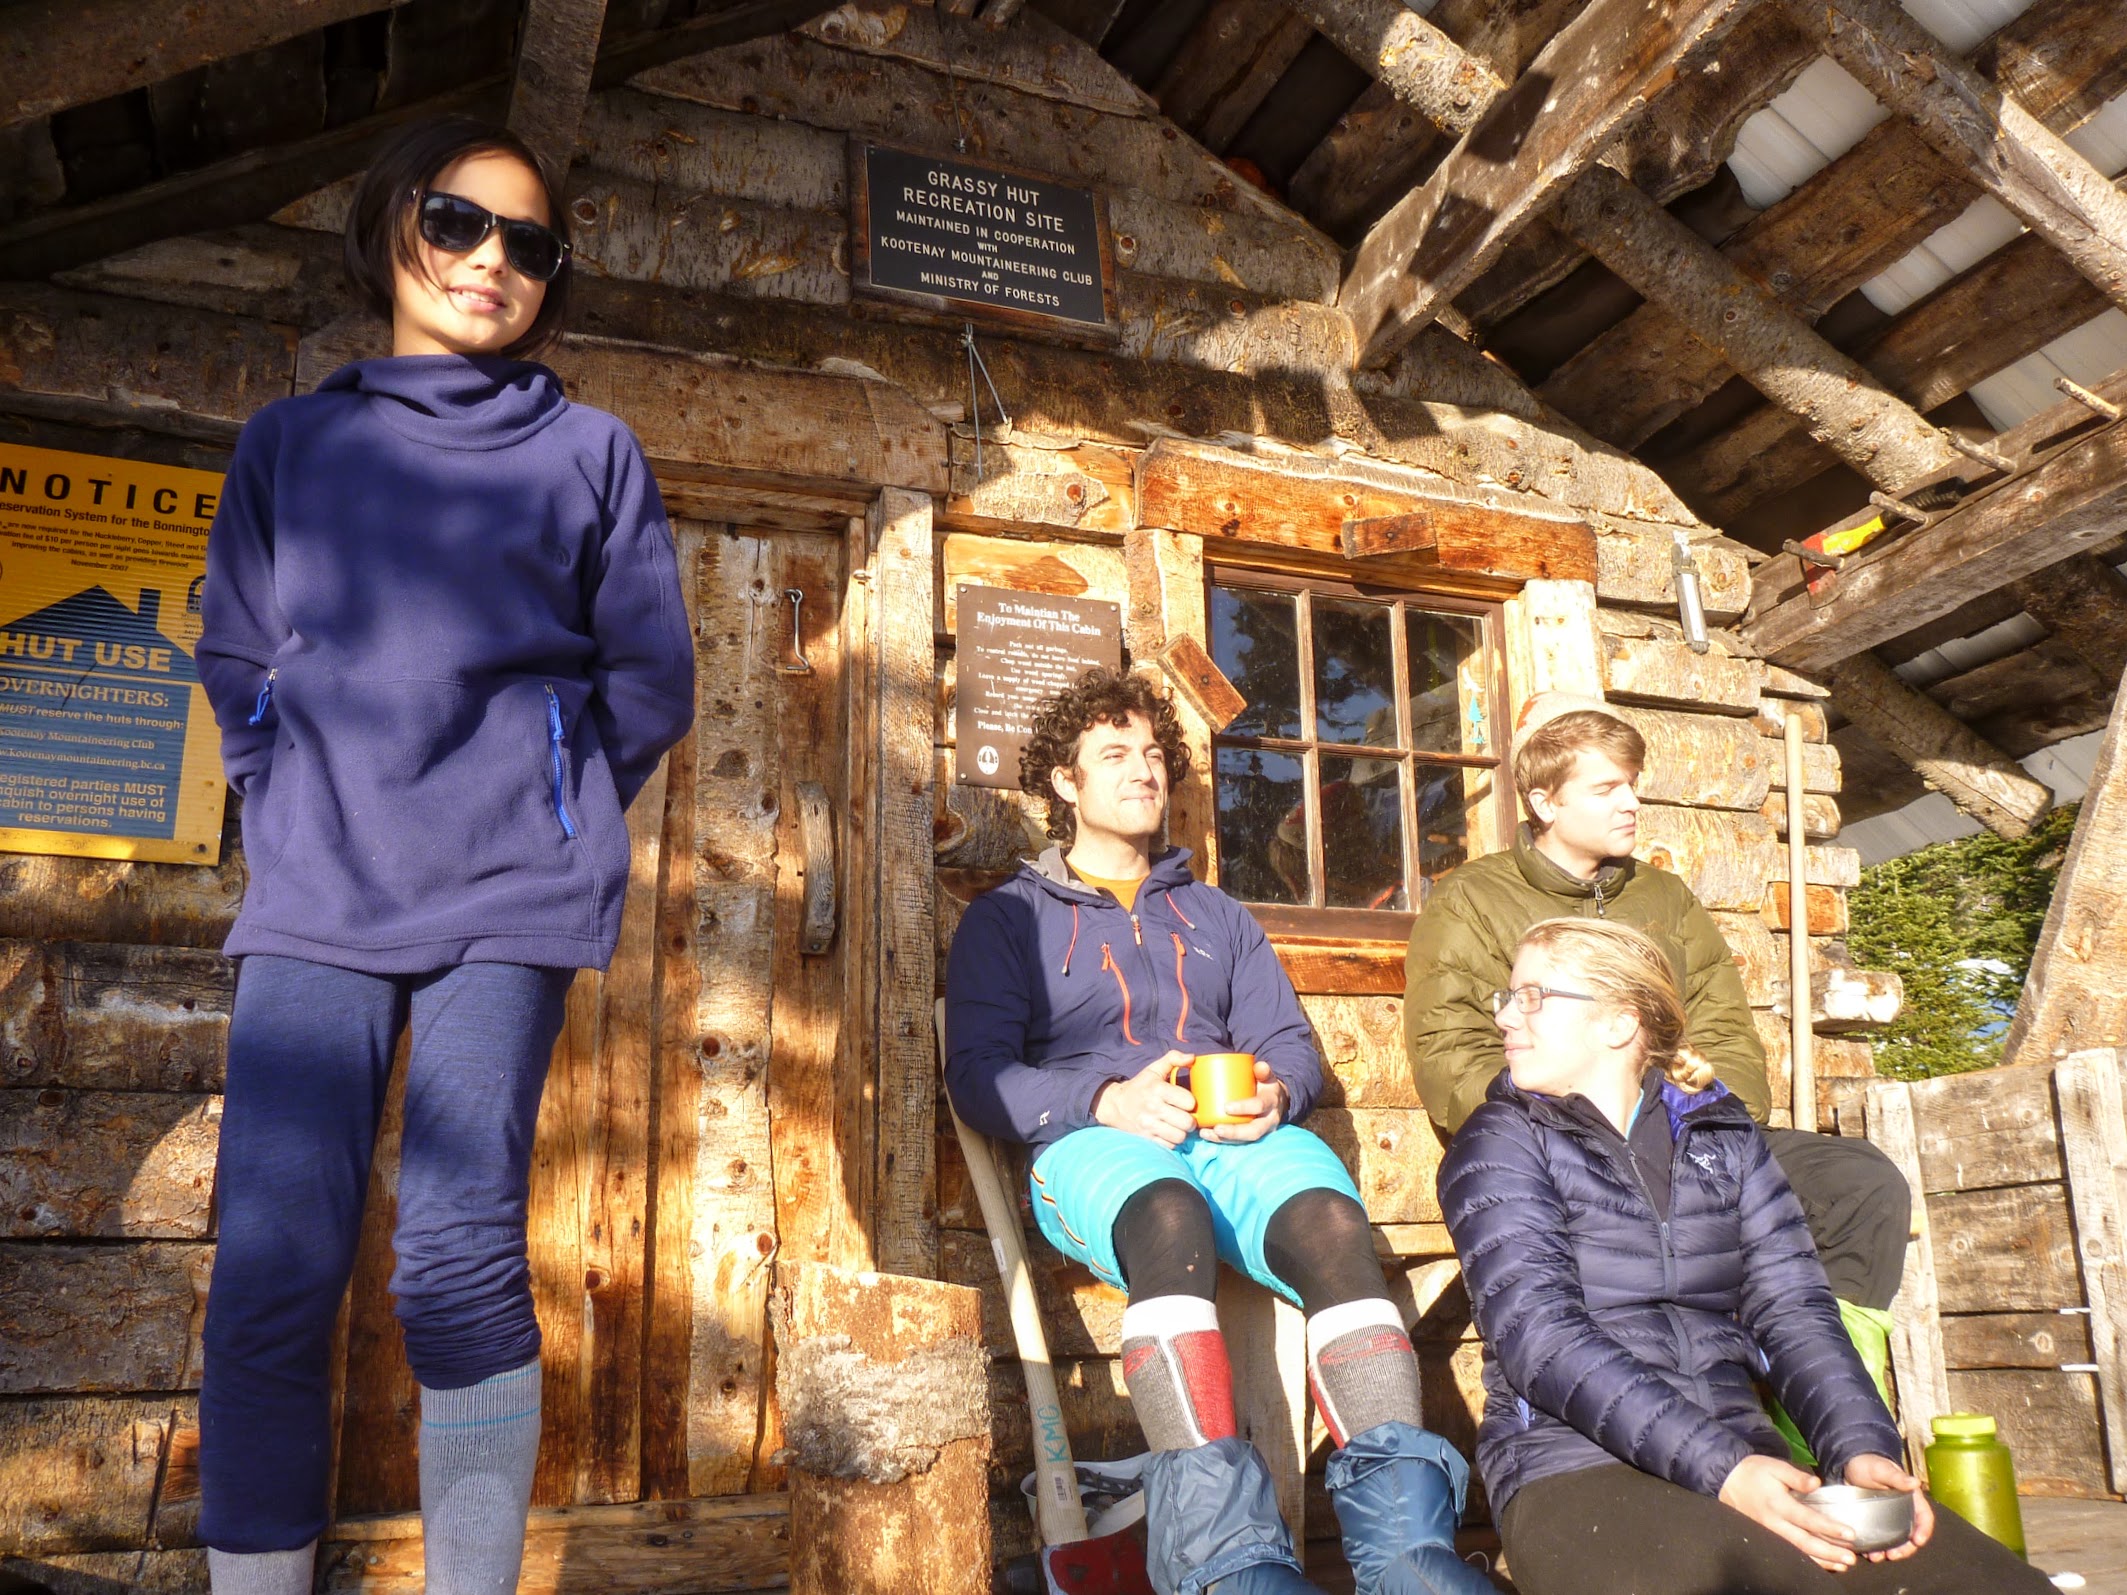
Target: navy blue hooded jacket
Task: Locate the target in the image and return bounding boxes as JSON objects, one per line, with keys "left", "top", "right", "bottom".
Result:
{"left": 197, "top": 355, "right": 695, "bottom": 974}
{"left": 1438, "top": 1069, "right": 1901, "bottom": 1513}
{"left": 944, "top": 846, "right": 1322, "bottom": 1148}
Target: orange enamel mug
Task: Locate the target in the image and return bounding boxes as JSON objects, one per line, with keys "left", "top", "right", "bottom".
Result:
{"left": 1167, "top": 1052, "right": 1259, "bottom": 1127}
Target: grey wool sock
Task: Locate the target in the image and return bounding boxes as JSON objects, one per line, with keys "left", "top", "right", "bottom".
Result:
{"left": 207, "top": 1543, "right": 316, "bottom": 1595}
{"left": 1307, "top": 1299, "right": 1424, "bottom": 1448}
{"left": 418, "top": 1357, "right": 543, "bottom": 1595}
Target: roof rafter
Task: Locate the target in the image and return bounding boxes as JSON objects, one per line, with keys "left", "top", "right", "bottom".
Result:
{"left": 1779, "top": 0, "right": 2127, "bottom": 314}
{"left": 1152, "top": 0, "right": 1314, "bottom": 154}
{"left": 1337, "top": 0, "right": 1751, "bottom": 369}
{"left": 2013, "top": 553, "right": 2127, "bottom": 687}
{"left": 508, "top": 0, "right": 613, "bottom": 184}
{"left": 1743, "top": 374, "right": 2127, "bottom": 671}
{"left": 0, "top": 0, "right": 415, "bottom": 131}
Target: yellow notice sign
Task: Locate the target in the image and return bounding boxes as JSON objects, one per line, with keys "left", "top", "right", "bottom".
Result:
{"left": 0, "top": 443, "right": 228, "bottom": 863}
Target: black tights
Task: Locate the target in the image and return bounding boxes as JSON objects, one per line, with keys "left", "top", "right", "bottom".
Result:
{"left": 1111, "top": 1180, "right": 1388, "bottom": 1313}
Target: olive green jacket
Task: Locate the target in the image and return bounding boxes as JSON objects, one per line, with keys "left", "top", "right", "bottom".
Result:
{"left": 1405, "top": 830, "right": 1769, "bottom": 1132}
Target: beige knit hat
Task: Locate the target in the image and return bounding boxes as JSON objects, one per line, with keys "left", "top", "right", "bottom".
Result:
{"left": 1510, "top": 691, "right": 1625, "bottom": 758}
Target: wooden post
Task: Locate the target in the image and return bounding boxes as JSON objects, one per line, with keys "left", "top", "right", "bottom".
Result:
{"left": 777, "top": 1262, "right": 992, "bottom": 1595}
{"left": 2003, "top": 662, "right": 2127, "bottom": 1068}
{"left": 507, "top": 0, "right": 611, "bottom": 183}
{"left": 871, "top": 488, "right": 940, "bottom": 1278}
{"left": 2049, "top": 1049, "right": 2127, "bottom": 1494}
{"left": 1821, "top": 652, "right": 2052, "bottom": 840}
{"left": 1551, "top": 164, "right": 1963, "bottom": 495}
{"left": 1217, "top": 1273, "right": 1310, "bottom": 1559}
{"left": 1784, "top": 711, "right": 1816, "bottom": 1136}
{"left": 1779, "top": 0, "right": 2127, "bottom": 314}
{"left": 1865, "top": 1079, "right": 1950, "bottom": 1482}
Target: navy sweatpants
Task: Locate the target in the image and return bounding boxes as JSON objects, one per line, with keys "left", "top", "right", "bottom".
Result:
{"left": 198, "top": 956, "right": 573, "bottom": 1553}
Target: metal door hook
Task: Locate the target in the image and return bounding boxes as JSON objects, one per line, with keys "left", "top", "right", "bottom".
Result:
{"left": 779, "top": 587, "right": 814, "bottom": 675}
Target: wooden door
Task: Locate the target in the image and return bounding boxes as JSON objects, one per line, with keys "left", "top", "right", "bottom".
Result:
{"left": 331, "top": 519, "right": 863, "bottom": 1518}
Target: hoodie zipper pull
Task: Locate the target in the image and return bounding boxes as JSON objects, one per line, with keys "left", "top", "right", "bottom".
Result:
{"left": 246, "top": 668, "right": 278, "bottom": 727}
{"left": 545, "top": 684, "right": 579, "bottom": 840}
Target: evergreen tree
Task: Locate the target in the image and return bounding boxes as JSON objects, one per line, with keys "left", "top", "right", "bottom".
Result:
{"left": 1847, "top": 803, "right": 2078, "bottom": 1079}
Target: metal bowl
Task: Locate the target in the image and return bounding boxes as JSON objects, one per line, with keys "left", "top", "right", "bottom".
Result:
{"left": 1797, "top": 1484, "right": 1916, "bottom": 1553}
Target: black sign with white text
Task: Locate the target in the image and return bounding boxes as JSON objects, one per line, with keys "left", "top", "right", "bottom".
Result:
{"left": 954, "top": 587, "right": 1122, "bottom": 790}
{"left": 858, "top": 144, "right": 1111, "bottom": 330}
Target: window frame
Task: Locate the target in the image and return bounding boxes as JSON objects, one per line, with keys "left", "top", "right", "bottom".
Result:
{"left": 1202, "top": 564, "right": 1514, "bottom": 941}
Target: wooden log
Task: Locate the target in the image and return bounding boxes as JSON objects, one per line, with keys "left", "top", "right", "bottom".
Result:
{"left": 0, "top": 1396, "right": 185, "bottom": 1554}
{"left": 2013, "top": 553, "right": 2127, "bottom": 693}
{"left": 1599, "top": 634, "right": 1765, "bottom": 715}
{"left": 2003, "top": 665, "right": 2127, "bottom": 1068}
{"left": 1819, "top": 652, "right": 2052, "bottom": 839}
{"left": 1811, "top": 966, "right": 1903, "bottom": 1031}
{"left": 871, "top": 490, "right": 940, "bottom": 1278}
{"left": 688, "top": 534, "right": 790, "bottom": 1495}
{"left": 1301, "top": 991, "right": 1421, "bottom": 1109}
{"left": 1310, "top": 1107, "right": 1447, "bottom": 1225}
{"left": 1761, "top": 882, "right": 1848, "bottom": 936}
{"left": 1633, "top": 805, "right": 1776, "bottom": 912}
{"left": 0, "top": 0, "right": 413, "bottom": 129}
{"left": 1609, "top": 706, "right": 1772, "bottom": 812}
{"left": 0, "top": 941, "right": 231, "bottom": 1094}
{"left": 1940, "top": 1311, "right": 2094, "bottom": 1370}
{"left": 1761, "top": 789, "right": 1842, "bottom": 841}
{"left": 316, "top": 1493, "right": 792, "bottom": 1593}
{"left": 0, "top": 1242, "right": 210, "bottom": 1395}
{"left": 1745, "top": 386, "right": 2127, "bottom": 673}
{"left": 1133, "top": 436, "right": 1593, "bottom": 584}
{"left": 1292, "top": 0, "right": 1500, "bottom": 139}
{"left": 1593, "top": 532, "right": 1751, "bottom": 623}
{"left": 1338, "top": 0, "right": 1750, "bottom": 366}
{"left": 0, "top": 1091, "right": 218, "bottom": 1239}
{"left": 2, "top": 1549, "right": 207, "bottom": 1592}
{"left": 508, "top": 0, "right": 611, "bottom": 184}
{"left": 1155, "top": 0, "right": 1314, "bottom": 153}
{"left": 1931, "top": 1183, "right": 2084, "bottom": 1314}
{"left": 776, "top": 1263, "right": 990, "bottom": 1595}
{"left": 1866, "top": 1079, "right": 1950, "bottom": 1483}
{"left": 946, "top": 436, "right": 1137, "bottom": 537}
{"left": 578, "top": 87, "right": 849, "bottom": 210}
{"left": 1552, "top": 164, "right": 1964, "bottom": 496}
{"left": 1942, "top": 1368, "right": 2108, "bottom": 1497}
{"left": 2049, "top": 1048, "right": 2127, "bottom": 1493}
{"left": 1780, "top": 0, "right": 2127, "bottom": 315}
{"left": 1711, "top": 911, "right": 1781, "bottom": 1007}
{"left": 1765, "top": 735, "right": 1841, "bottom": 798}
{"left": 1974, "top": 0, "right": 2127, "bottom": 133}
{"left": 940, "top": 532, "right": 1129, "bottom": 636}
{"left": 1675, "top": 174, "right": 2127, "bottom": 524}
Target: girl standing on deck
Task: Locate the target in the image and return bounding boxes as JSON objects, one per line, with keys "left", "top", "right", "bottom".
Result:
{"left": 193, "top": 117, "right": 694, "bottom": 1595}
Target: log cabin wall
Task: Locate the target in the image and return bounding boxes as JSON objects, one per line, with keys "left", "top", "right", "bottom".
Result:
{"left": 0, "top": 2, "right": 1886, "bottom": 1587}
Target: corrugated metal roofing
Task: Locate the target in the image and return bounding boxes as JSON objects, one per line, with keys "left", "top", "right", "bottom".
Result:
{"left": 1842, "top": 728, "right": 2102, "bottom": 863}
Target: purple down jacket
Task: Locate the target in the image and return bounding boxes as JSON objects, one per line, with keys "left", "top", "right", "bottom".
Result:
{"left": 1438, "top": 1070, "right": 1901, "bottom": 1514}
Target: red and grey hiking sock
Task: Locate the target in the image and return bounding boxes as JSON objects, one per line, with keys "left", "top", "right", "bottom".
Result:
{"left": 1308, "top": 1298, "right": 1424, "bottom": 1449}
{"left": 1120, "top": 1295, "right": 1238, "bottom": 1451}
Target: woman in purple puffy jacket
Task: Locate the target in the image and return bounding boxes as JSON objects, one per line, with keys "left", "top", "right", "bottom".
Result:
{"left": 1439, "top": 917, "right": 2048, "bottom": 1594}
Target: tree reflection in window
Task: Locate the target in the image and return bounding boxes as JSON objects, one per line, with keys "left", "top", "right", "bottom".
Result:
{"left": 1208, "top": 578, "right": 1504, "bottom": 923}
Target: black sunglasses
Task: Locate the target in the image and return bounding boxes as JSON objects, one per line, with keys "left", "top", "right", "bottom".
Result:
{"left": 416, "top": 191, "right": 571, "bottom": 281}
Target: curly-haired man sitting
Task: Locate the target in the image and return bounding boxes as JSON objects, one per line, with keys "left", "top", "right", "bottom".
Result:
{"left": 945, "top": 667, "right": 1491, "bottom": 1595}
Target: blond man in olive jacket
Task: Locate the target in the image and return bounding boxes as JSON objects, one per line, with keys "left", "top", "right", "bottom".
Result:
{"left": 1406, "top": 695, "right": 1909, "bottom": 1330}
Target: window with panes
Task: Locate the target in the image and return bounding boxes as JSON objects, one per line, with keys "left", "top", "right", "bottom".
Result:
{"left": 1205, "top": 572, "right": 1510, "bottom": 934}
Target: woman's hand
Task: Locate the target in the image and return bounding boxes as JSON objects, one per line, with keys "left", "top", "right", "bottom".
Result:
{"left": 1201, "top": 1059, "right": 1288, "bottom": 1144}
{"left": 1718, "top": 1455, "right": 1856, "bottom": 1572}
{"left": 1092, "top": 1052, "right": 1198, "bottom": 1147}
{"left": 1842, "top": 1452, "right": 1932, "bottom": 1561}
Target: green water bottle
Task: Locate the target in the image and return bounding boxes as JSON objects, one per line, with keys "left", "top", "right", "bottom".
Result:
{"left": 1925, "top": 1412, "right": 2026, "bottom": 1558}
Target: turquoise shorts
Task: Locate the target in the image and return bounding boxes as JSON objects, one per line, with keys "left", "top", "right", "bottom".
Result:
{"left": 1027, "top": 1123, "right": 1361, "bottom": 1308}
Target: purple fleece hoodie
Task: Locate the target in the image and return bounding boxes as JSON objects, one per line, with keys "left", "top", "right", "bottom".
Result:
{"left": 944, "top": 845, "right": 1323, "bottom": 1148}
{"left": 197, "top": 355, "right": 695, "bottom": 973}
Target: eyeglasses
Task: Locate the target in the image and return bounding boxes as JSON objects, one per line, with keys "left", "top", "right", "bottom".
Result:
{"left": 416, "top": 191, "right": 571, "bottom": 281}
{"left": 1488, "top": 985, "right": 1599, "bottom": 1016}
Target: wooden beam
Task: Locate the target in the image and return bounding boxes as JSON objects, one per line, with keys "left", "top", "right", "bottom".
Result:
{"left": 0, "top": 0, "right": 828, "bottom": 281}
{"left": 1780, "top": 0, "right": 2127, "bottom": 315}
{"left": 1292, "top": 0, "right": 1501, "bottom": 137}
{"left": 1821, "top": 652, "right": 2052, "bottom": 839}
{"left": 2003, "top": 676, "right": 2127, "bottom": 1067}
{"left": 0, "top": 0, "right": 413, "bottom": 130}
{"left": 1340, "top": 507, "right": 1598, "bottom": 583}
{"left": 1743, "top": 379, "right": 2127, "bottom": 671}
{"left": 1338, "top": 0, "right": 1749, "bottom": 367}
{"left": 2014, "top": 553, "right": 2127, "bottom": 687}
{"left": 508, "top": 0, "right": 612, "bottom": 184}
{"left": 1152, "top": 0, "right": 1314, "bottom": 153}
{"left": 1552, "top": 163, "right": 1965, "bottom": 494}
